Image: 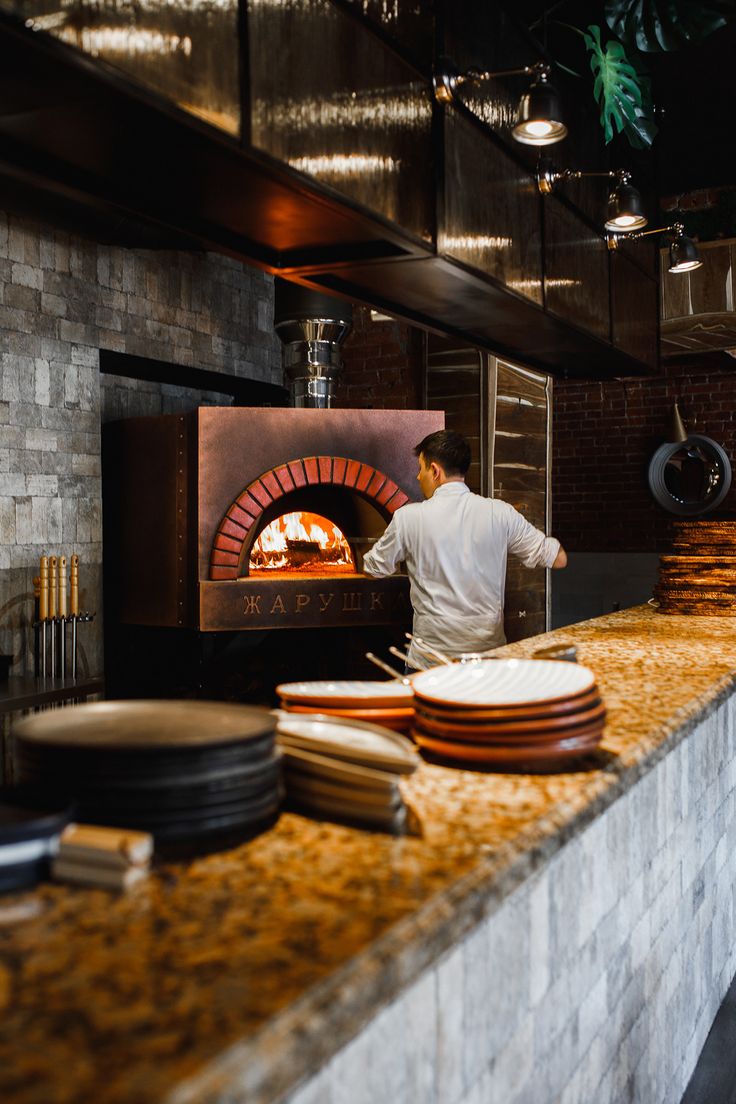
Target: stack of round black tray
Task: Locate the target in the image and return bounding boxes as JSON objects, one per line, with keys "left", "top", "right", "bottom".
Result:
{"left": 0, "top": 789, "right": 73, "bottom": 893}
{"left": 13, "top": 701, "right": 282, "bottom": 852}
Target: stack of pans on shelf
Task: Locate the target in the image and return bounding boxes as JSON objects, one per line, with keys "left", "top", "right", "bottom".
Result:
{"left": 13, "top": 701, "right": 282, "bottom": 851}
{"left": 411, "top": 658, "right": 606, "bottom": 770}
{"left": 655, "top": 518, "right": 736, "bottom": 614}
{"left": 276, "top": 680, "right": 415, "bottom": 732}
{"left": 274, "top": 712, "right": 419, "bottom": 832}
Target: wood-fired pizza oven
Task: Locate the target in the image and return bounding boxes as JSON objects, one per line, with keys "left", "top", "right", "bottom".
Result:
{"left": 104, "top": 407, "right": 443, "bottom": 634}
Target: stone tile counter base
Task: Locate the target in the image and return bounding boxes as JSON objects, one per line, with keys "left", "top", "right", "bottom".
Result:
{"left": 285, "top": 695, "right": 736, "bottom": 1104}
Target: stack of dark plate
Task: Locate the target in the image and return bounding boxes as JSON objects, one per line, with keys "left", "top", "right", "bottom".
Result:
{"left": 13, "top": 701, "right": 282, "bottom": 849}
{"left": 655, "top": 519, "right": 736, "bottom": 615}
{"left": 411, "top": 658, "right": 606, "bottom": 770}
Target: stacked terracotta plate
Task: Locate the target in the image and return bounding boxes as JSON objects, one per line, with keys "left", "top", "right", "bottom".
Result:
{"left": 276, "top": 680, "right": 415, "bottom": 732}
{"left": 274, "top": 712, "right": 419, "bottom": 832}
{"left": 411, "top": 658, "right": 606, "bottom": 770}
{"left": 655, "top": 518, "right": 736, "bottom": 615}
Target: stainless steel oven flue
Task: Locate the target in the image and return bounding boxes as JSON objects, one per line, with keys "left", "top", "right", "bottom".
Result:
{"left": 274, "top": 279, "right": 352, "bottom": 408}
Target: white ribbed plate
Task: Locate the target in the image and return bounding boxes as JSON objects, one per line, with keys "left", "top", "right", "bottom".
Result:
{"left": 279, "top": 745, "right": 400, "bottom": 792}
{"left": 273, "top": 713, "right": 418, "bottom": 774}
{"left": 411, "top": 659, "right": 595, "bottom": 708}
{"left": 276, "top": 680, "right": 413, "bottom": 708}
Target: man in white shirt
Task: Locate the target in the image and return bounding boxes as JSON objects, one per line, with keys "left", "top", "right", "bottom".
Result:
{"left": 362, "top": 430, "right": 567, "bottom": 669}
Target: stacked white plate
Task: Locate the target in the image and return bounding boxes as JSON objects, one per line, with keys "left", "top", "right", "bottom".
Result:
{"left": 411, "top": 658, "right": 606, "bottom": 770}
{"left": 274, "top": 712, "right": 419, "bottom": 832}
{"left": 276, "top": 680, "right": 415, "bottom": 732}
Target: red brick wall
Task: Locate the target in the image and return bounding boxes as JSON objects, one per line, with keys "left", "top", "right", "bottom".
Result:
{"left": 336, "top": 305, "right": 424, "bottom": 409}
{"left": 552, "top": 358, "right": 736, "bottom": 553}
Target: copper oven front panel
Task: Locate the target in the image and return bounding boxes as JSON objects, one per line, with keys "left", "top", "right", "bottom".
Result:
{"left": 197, "top": 407, "right": 441, "bottom": 578}
{"left": 199, "top": 576, "right": 411, "bottom": 631}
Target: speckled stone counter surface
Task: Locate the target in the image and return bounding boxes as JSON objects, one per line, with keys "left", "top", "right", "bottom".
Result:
{"left": 1, "top": 605, "right": 735, "bottom": 1104}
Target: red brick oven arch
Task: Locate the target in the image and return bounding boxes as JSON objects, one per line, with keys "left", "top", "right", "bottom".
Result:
{"left": 210, "top": 456, "right": 410, "bottom": 580}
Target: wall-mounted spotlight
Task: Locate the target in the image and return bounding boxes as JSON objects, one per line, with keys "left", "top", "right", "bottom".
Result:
{"left": 433, "top": 59, "right": 567, "bottom": 146}
{"left": 606, "top": 222, "right": 703, "bottom": 274}
{"left": 537, "top": 158, "right": 647, "bottom": 232}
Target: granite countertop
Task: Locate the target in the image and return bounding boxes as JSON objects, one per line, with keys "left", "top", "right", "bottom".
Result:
{"left": 2, "top": 605, "right": 736, "bottom": 1104}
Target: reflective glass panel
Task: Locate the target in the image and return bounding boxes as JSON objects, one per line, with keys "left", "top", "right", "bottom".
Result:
{"left": 339, "top": 0, "right": 433, "bottom": 60}
{"left": 441, "top": 110, "right": 542, "bottom": 301}
{"left": 248, "top": 0, "right": 433, "bottom": 241}
{"left": 7, "top": 0, "right": 240, "bottom": 135}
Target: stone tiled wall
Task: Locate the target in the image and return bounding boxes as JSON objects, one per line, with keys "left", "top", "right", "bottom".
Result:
{"left": 0, "top": 209, "right": 283, "bottom": 676}
{"left": 287, "top": 695, "right": 736, "bottom": 1104}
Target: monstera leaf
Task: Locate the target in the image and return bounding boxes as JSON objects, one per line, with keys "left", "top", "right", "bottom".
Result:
{"left": 583, "top": 24, "right": 658, "bottom": 147}
{"left": 605, "top": 0, "right": 736, "bottom": 52}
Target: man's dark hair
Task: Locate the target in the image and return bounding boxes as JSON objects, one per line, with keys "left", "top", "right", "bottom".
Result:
{"left": 414, "top": 430, "right": 471, "bottom": 476}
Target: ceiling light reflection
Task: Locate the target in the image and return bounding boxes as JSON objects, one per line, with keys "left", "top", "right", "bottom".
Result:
{"left": 462, "top": 94, "right": 518, "bottom": 132}
{"left": 28, "top": 0, "right": 235, "bottom": 23}
{"left": 54, "top": 25, "right": 192, "bottom": 56}
{"left": 508, "top": 278, "right": 581, "bottom": 293}
{"left": 93, "top": 0, "right": 235, "bottom": 9}
{"left": 252, "top": 93, "right": 431, "bottom": 131}
{"left": 439, "top": 235, "right": 513, "bottom": 252}
{"left": 288, "top": 154, "right": 400, "bottom": 177}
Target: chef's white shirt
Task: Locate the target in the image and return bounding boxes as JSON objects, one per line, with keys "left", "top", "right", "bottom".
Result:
{"left": 362, "top": 482, "right": 561, "bottom": 669}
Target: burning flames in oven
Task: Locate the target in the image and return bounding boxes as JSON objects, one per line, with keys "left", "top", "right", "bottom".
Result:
{"left": 248, "top": 512, "right": 355, "bottom": 576}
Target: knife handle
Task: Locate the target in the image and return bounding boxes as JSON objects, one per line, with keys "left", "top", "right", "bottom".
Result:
{"left": 70, "top": 554, "right": 79, "bottom": 616}
{"left": 49, "top": 556, "right": 58, "bottom": 619}
{"left": 59, "top": 555, "right": 68, "bottom": 617}
{"left": 39, "top": 556, "right": 49, "bottom": 621}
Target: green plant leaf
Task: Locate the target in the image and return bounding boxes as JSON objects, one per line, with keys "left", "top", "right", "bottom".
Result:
{"left": 621, "top": 101, "right": 659, "bottom": 148}
{"left": 583, "top": 24, "right": 658, "bottom": 147}
{"left": 605, "top": 0, "right": 736, "bottom": 52}
{"left": 619, "top": 68, "right": 659, "bottom": 147}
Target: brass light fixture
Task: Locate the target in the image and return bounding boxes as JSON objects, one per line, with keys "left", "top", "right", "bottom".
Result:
{"left": 606, "top": 222, "right": 703, "bottom": 273}
{"left": 433, "top": 59, "right": 567, "bottom": 146}
{"left": 668, "top": 402, "right": 688, "bottom": 443}
{"left": 537, "top": 158, "right": 648, "bottom": 233}
{"left": 667, "top": 227, "right": 703, "bottom": 273}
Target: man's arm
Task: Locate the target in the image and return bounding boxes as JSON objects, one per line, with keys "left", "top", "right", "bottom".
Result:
{"left": 504, "top": 503, "right": 565, "bottom": 570}
{"left": 362, "top": 516, "right": 405, "bottom": 577}
{"left": 552, "top": 545, "right": 567, "bottom": 569}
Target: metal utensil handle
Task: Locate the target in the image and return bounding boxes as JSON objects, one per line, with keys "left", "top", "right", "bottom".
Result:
{"left": 365, "top": 651, "right": 411, "bottom": 684}
{"left": 388, "top": 645, "right": 413, "bottom": 667}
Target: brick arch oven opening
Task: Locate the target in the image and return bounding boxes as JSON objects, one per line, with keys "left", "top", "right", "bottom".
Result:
{"left": 210, "top": 456, "right": 409, "bottom": 581}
